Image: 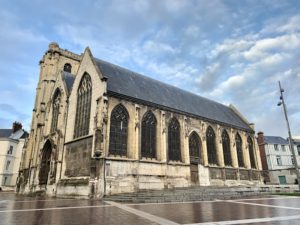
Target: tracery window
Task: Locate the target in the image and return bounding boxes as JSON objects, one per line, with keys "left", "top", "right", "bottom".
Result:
{"left": 109, "top": 104, "right": 129, "bottom": 156}
{"left": 51, "top": 89, "right": 61, "bottom": 133}
{"left": 236, "top": 133, "right": 244, "bottom": 167}
{"left": 206, "top": 126, "right": 218, "bottom": 165}
{"left": 247, "top": 136, "right": 256, "bottom": 169}
{"left": 141, "top": 111, "right": 157, "bottom": 159}
{"left": 222, "top": 130, "right": 232, "bottom": 166}
{"left": 74, "top": 73, "right": 92, "bottom": 138}
{"left": 168, "top": 117, "right": 181, "bottom": 161}
{"left": 189, "top": 132, "right": 201, "bottom": 164}
{"left": 64, "top": 63, "right": 72, "bottom": 73}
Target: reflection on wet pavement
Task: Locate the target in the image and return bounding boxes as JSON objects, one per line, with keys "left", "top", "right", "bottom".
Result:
{"left": 1, "top": 192, "right": 300, "bottom": 225}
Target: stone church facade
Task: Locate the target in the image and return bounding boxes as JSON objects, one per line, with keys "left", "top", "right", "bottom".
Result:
{"left": 19, "top": 43, "right": 262, "bottom": 198}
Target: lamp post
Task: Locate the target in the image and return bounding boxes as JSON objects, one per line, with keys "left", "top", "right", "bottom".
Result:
{"left": 277, "top": 81, "right": 300, "bottom": 190}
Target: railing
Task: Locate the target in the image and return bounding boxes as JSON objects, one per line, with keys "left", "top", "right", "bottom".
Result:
{"left": 209, "top": 167, "right": 262, "bottom": 181}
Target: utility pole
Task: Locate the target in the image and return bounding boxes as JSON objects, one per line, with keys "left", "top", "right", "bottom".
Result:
{"left": 277, "top": 81, "right": 300, "bottom": 190}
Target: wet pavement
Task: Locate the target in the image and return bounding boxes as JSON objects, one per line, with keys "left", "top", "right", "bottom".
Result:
{"left": 1, "top": 192, "right": 300, "bottom": 225}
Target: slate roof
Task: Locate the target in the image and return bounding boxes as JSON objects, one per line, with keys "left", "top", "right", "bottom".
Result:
{"left": 0, "top": 129, "right": 12, "bottom": 138}
{"left": 63, "top": 71, "right": 75, "bottom": 93}
{"left": 20, "top": 131, "right": 29, "bottom": 139}
{"left": 95, "top": 59, "right": 252, "bottom": 132}
{"left": 264, "top": 136, "right": 289, "bottom": 145}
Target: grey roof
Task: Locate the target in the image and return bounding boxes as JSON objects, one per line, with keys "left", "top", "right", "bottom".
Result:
{"left": 20, "top": 131, "right": 29, "bottom": 139}
{"left": 264, "top": 136, "right": 289, "bottom": 145}
{"left": 0, "top": 129, "right": 12, "bottom": 138}
{"left": 63, "top": 71, "right": 75, "bottom": 93}
{"left": 95, "top": 59, "right": 252, "bottom": 131}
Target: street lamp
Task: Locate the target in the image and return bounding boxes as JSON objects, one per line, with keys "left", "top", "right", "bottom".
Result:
{"left": 277, "top": 81, "right": 300, "bottom": 190}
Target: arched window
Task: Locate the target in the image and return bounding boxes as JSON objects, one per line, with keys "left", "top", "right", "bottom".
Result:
{"left": 189, "top": 132, "right": 201, "bottom": 164}
{"left": 64, "top": 63, "right": 72, "bottom": 73}
{"left": 141, "top": 111, "right": 157, "bottom": 159}
{"left": 236, "top": 133, "right": 244, "bottom": 167}
{"left": 50, "top": 89, "right": 61, "bottom": 133}
{"left": 248, "top": 136, "right": 256, "bottom": 169}
{"left": 74, "top": 73, "right": 92, "bottom": 138}
{"left": 168, "top": 117, "right": 181, "bottom": 161}
{"left": 109, "top": 104, "right": 129, "bottom": 156}
{"left": 222, "top": 130, "right": 232, "bottom": 166}
{"left": 206, "top": 126, "right": 218, "bottom": 165}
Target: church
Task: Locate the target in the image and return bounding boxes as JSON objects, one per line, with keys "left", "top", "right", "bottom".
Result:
{"left": 18, "top": 43, "right": 262, "bottom": 197}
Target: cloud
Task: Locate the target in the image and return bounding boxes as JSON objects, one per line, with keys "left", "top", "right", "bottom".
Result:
{"left": 1, "top": 0, "right": 300, "bottom": 138}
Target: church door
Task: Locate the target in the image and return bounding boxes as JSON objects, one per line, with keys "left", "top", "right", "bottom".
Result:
{"left": 189, "top": 132, "right": 201, "bottom": 185}
{"left": 39, "top": 141, "right": 52, "bottom": 185}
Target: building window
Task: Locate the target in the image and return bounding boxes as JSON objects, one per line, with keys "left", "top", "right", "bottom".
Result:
{"left": 206, "top": 126, "right": 218, "bottom": 165}
{"left": 5, "top": 160, "right": 10, "bottom": 170}
{"left": 50, "top": 89, "right": 61, "bottom": 133}
{"left": 291, "top": 156, "right": 295, "bottom": 165}
{"left": 297, "top": 145, "right": 300, "bottom": 155}
{"left": 189, "top": 131, "right": 201, "bottom": 164}
{"left": 141, "top": 111, "right": 157, "bottom": 159}
{"left": 276, "top": 155, "right": 282, "bottom": 166}
{"left": 109, "top": 104, "right": 129, "bottom": 157}
{"left": 221, "top": 130, "right": 232, "bottom": 166}
{"left": 64, "top": 63, "right": 72, "bottom": 73}
{"left": 7, "top": 146, "right": 13, "bottom": 155}
{"left": 168, "top": 117, "right": 181, "bottom": 161}
{"left": 74, "top": 73, "right": 92, "bottom": 138}
{"left": 248, "top": 136, "right": 256, "bottom": 169}
{"left": 274, "top": 144, "right": 279, "bottom": 151}
{"left": 281, "top": 145, "right": 286, "bottom": 151}
{"left": 236, "top": 133, "right": 244, "bottom": 168}
{"left": 3, "top": 177, "right": 8, "bottom": 185}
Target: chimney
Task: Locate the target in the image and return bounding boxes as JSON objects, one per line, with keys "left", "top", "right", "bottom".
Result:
{"left": 257, "top": 131, "right": 264, "bottom": 145}
{"left": 12, "top": 122, "right": 22, "bottom": 133}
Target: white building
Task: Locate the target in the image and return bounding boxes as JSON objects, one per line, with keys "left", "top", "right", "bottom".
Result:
{"left": 257, "top": 132, "right": 300, "bottom": 184}
{"left": 0, "top": 122, "right": 28, "bottom": 190}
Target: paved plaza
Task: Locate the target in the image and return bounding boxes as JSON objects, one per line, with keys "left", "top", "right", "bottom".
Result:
{"left": 1, "top": 193, "right": 300, "bottom": 225}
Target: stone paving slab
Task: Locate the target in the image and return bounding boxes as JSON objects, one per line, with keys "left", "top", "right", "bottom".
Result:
{"left": 233, "top": 197, "right": 300, "bottom": 208}
{"left": 129, "top": 200, "right": 300, "bottom": 224}
{"left": 0, "top": 206, "right": 158, "bottom": 225}
{"left": 1, "top": 193, "right": 300, "bottom": 225}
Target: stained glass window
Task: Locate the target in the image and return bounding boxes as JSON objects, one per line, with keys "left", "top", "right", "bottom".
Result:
{"left": 222, "top": 130, "right": 232, "bottom": 166}
{"left": 236, "top": 133, "right": 244, "bottom": 167}
{"left": 207, "top": 126, "right": 218, "bottom": 165}
{"left": 74, "top": 74, "right": 92, "bottom": 138}
{"left": 109, "top": 104, "right": 129, "bottom": 156}
{"left": 168, "top": 118, "right": 181, "bottom": 161}
{"left": 50, "top": 89, "right": 61, "bottom": 133}
{"left": 141, "top": 111, "right": 157, "bottom": 159}
{"left": 189, "top": 132, "right": 201, "bottom": 164}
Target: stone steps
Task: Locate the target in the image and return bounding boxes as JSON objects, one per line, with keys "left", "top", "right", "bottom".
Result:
{"left": 104, "top": 186, "right": 265, "bottom": 203}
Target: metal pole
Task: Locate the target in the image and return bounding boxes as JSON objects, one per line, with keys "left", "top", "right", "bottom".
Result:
{"left": 278, "top": 81, "right": 300, "bottom": 190}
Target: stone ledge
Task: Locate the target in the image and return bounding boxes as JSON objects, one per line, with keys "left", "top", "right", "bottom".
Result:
{"left": 58, "top": 178, "right": 89, "bottom": 186}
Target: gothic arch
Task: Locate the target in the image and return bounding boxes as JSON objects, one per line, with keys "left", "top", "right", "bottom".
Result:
{"left": 109, "top": 104, "right": 129, "bottom": 156}
{"left": 206, "top": 126, "right": 218, "bottom": 165}
{"left": 168, "top": 117, "right": 181, "bottom": 161}
{"left": 141, "top": 110, "right": 157, "bottom": 159}
{"left": 247, "top": 136, "right": 256, "bottom": 169}
{"left": 64, "top": 63, "right": 72, "bottom": 73}
{"left": 50, "top": 88, "right": 61, "bottom": 133}
{"left": 222, "top": 129, "right": 232, "bottom": 166}
{"left": 235, "top": 133, "right": 244, "bottom": 167}
{"left": 189, "top": 131, "right": 202, "bottom": 164}
{"left": 74, "top": 73, "right": 92, "bottom": 138}
{"left": 39, "top": 140, "right": 53, "bottom": 185}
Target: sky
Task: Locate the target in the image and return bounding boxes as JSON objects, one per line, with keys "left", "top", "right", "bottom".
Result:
{"left": 0, "top": 0, "right": 300, "bottom": 138}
